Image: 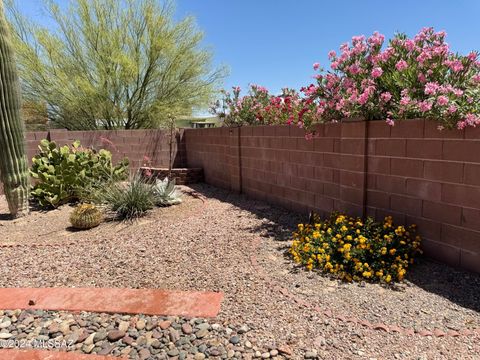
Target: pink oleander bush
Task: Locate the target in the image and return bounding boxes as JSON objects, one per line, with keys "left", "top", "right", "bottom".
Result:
{"left": 215, "top": 28, "right": 480, "bottom": 134}
{"left": 305, "top": 27, "right": 480, "bottom": 130}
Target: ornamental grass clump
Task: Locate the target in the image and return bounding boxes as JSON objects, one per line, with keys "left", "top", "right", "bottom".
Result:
{"left": 100, "top": 174, "right": 155, "bottom": 220}
{"left": 290, "top": 213, "right": 422, "bottom": 284}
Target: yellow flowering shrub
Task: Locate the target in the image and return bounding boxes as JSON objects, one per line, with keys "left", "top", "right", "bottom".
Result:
{"left": 290, "top": 213, "right": 422, "bottom": 283}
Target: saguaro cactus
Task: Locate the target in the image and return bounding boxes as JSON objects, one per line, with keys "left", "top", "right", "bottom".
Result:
{"left": 0, "top": 1, "right": 29, "bottom": 217}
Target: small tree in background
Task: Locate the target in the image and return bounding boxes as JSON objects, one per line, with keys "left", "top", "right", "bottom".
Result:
{"left": 165, "top": 114, "right": 177, "bottom": 180}
{"left": 0, "top": 0, "right": 29, "bottom": 217}
{"left": 5, "top": 0, "right": 226, "bottom": 130}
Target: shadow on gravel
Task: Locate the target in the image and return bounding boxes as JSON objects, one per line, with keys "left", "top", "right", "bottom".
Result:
{"left": 188, "top": 182, "right": 480, "bottom": 316}
{"left": 407, "top": 259, "right": 480, "bottom": 315}
{"left": 0, "top": 213, "right": 12, "bottom": 221}
{"left": 188, "top": 183, "right": 304, "bottom": 241}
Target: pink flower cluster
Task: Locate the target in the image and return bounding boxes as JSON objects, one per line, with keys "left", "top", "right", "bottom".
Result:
{"left": 303, "top": 27, "right": 480, "bottom": 130}
{"left": 216, "top": 28, "right": 480, "bottom": 133}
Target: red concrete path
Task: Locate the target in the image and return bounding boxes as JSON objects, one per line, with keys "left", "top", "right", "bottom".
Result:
{"left": 0, "top": 288, "right": 223, "bottom": 318}
{"left": 0, "top": 350, "right": 121, "bottom": 360}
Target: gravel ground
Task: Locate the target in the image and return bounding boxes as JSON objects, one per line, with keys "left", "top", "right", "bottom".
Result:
{"left": 0, "top": 187, "right": 203, "bottom": 247}
{"left": 0, "top": 309, "right": 274, "bottom": 359}
{"left": 258, "top": 225, "right": 480, "bottom": 332}
{"left": 0, "top": 184, "right": 479, "bottom": 359}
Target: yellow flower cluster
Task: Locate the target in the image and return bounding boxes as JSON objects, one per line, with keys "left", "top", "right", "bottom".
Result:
{"left": 290, "top": 213, "right": 422, "bottom": 284}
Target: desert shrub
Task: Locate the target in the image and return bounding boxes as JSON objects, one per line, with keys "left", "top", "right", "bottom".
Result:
{"left": 216, "top": 28, "right": 479, "bottom": 134}
{"left": 69, "top": 203, "right": 103, "bottom": 230}
{"left": 290, "top": 213, "right": 422, "bottom": 283}
{"left": 30, "top": 139, "right": 129, "bottom": 208}
{"left": 305, "top": 27, "right": 480, "bottom": 130}
{"left": 99, "top": 175, "right": 155, "bottom": 220}
{"left": 153, "top": 177, "right": 182, "bottom": 206}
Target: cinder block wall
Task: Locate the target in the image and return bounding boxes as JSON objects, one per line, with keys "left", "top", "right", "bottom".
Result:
{"left": 185, "top": 119, "right": 480, "bottom": 273}
{"left": 366, "top": 120, "right": 480, "bottom": 273}
{"left": 0, "top": 129, "right": 186, "bottom": 195}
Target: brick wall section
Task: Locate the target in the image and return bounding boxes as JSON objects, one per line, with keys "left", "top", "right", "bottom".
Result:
{"left": 185, "top": 127, "right": 238, "bottom": 190}
{"left": 366, "top": 119, "right": 480, "bottom": 273}
{"left": 1, "top": 129, "right": 187, "bottom": 194}
{"left": 185, "top": 120, "right": 480, "bottom": 273}
{"left": 42, "top": 129, "right": 186, "bottom": 170}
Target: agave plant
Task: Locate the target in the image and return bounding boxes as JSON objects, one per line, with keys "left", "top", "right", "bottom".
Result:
{"left": 153, "top": 177, "right": 182, "bottom": 206}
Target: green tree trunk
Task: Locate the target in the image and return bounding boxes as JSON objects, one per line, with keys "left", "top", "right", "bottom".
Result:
{"left": 0, "top": 0, "right": 29, "bottom": 217}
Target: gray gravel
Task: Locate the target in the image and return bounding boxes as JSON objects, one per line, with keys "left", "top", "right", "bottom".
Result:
{"left": 0, "top": 184, "right": 479, "bottom": 359}
{"left": 0, "top": 309, "right": 282, "bottom": 359}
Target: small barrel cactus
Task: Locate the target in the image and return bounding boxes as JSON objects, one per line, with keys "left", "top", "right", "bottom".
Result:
{"left": 69, "top": 203, "right": 103, "bottom": 230}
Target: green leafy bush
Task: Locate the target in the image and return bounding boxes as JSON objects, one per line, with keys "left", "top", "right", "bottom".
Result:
{"left": 30, "top": 139, "right": 129, "bottom": 208}
{"left": 290, "top": 212, "right": 422, "bottom": 283}
{"left": 99, "top": 175, "right": 156, "bottom": 220}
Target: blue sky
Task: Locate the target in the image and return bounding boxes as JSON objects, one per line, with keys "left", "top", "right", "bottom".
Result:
{"left": 18, "top": 0, "right": 480, "bottom": 95}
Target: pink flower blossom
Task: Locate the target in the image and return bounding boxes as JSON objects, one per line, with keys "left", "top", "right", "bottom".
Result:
{"left": 144, "top": 168, "right": 152, "bottom": 177}
{"left": 425, "top": 82, "right": 440, "bottom": 95}
{"left": 395, "top": 60, "right": 408, "bottom": 71}
{"left": 303, "top": 84, "right": 317, "bottom": 96}
{"left": 437, "top": 95, "right": 449, "bottom": 106}
{"left": 368, "top": 31, "right": 385, "bottom": 47}
{"left": 335, "top": 99, "right": 345, "bottom": 111}
{"left": 467, "top": 51, "right": 478, "bottom": 62}
{"left": 380, "top": 92, "right": 392, "bottom": 102}
{"left": 418, "top": 101, "right": 433, "bottom": 112}
{"left": 371, "top": 67, "right": 383, "bottom": 78}
{"left": 313, "top": 62, "right": 320, "bottom": 71}
{"left": 404, "top": 39, "right": 416, "bottom": 52}
{"left": 348, "top": 63, "right": 361, "bottom": 75}
{"left": 448, "top": 105, "right": 457, "bottom": 113}
{"left": 386, "top": 118, "right": 395, "bottom": 126}
{"left": 358, "top": 92, "right": 370, "bottom": 105}
{"left": 400, "top": 96, "right": 411, "bottom": 106}
{"left": 452, "top": 88, "right": 463, "bottom": 97}
{"left": 328, "top": 50, "right": 337, "bottom": 59}
{"left": 445, "top": 59, "right": 464, "bottom": 72}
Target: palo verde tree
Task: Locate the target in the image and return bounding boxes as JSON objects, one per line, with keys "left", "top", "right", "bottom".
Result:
{"left": 0, "top": 0, "right": 29, "bottom": 217}
{"left": 5, "top": 0, "right": 226, "bottom": 130}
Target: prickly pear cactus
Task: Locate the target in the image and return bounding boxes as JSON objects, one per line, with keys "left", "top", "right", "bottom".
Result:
{"left": 0, "top": 2, "right": 29, "bottom": 217}
{"left": 69, "top": 203, "right": 103, "bottom": 230}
